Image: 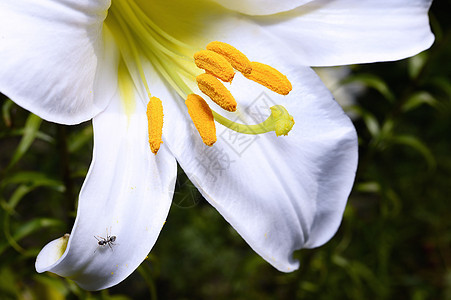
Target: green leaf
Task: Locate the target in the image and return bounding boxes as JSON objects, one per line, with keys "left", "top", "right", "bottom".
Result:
{"left": 355, "top": 182, "right": 381, "bottom": 193}
{"left": 431, "top": 77, "right": 451, "bottom": 99}
{"left": 348, "top": 105, "right": 380, "bottom": 137}
{"left": 408, "top": 52, "right": 428, "bottom": 79}
{"left": 341, "top": 74, "right": 395, "bottom": 102}
{"left": 0, "top": 171, "right": 64, "bottom": 192}
{"left": 2, "top": 98, "right": 14, "bottom": 127}
{"left": 32, "top": 274, "right": 69, "bottom": 300}
{"left": 382, "top": 188, "right": 402, "bottom": 218}
{"left": 13, "top": 218, "right": 64, "bottom": 243}
{"left": 402, "top": 91, "right": 438, "bottom": 112}
{"left": 0, "top": 218, "right": 64, "bottom": 255}
{"left": 68, "top": 125, "right": 93, "bottom": 153}
{"left": 137, "top": 262, "right": 158, "bottom": 300}
{"left": 389, "top": 135, "right": 436, "bottom": 170}
{"left": 0, "top": 267, "right": 19, "bottom": 299}
{"left": 7, "top": 113, "right": 42, "bottom": 168}
{"left": 1, "top": 184, "right": 32, "bottom": 214}
{"left": 0, "top": 127, "right": 54, "bottom": 143}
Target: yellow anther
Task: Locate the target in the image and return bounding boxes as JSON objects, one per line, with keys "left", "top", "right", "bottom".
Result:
{"left": 244, "top": 62, "right": 292, "bottom": 95}
{"left": 185, "top": 94, "right": 217, "bottom": 146}
{"left": 194, "top": 50, "right": 235, "bottom": 83}
{"left": 146, "top": 96, "right": 164, "bottom": 154}
{"left": 206, "top": 41, "right": 253, "bottom": 75}
{"left": 196, "top": 73, "right": 237, "bottom": 112}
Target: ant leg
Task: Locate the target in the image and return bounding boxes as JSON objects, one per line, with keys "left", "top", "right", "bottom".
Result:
{"left": 107, "top": 226, "right": 112, "bottom": 239}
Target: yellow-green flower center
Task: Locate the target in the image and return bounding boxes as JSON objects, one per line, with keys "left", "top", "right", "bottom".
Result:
{"left": 105, "top": 0, "right": 295, "bottom": 153}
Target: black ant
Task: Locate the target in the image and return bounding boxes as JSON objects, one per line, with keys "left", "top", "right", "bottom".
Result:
{"left": 94, "top": 228, "right": 117, "bottom": 252}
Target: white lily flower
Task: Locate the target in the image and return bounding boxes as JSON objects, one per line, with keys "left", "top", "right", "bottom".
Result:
{"left": 0, "top": 0, "right": 433, "bottom": 291}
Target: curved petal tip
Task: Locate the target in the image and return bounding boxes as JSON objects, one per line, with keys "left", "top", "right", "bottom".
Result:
{"left": 35, "top": 234, "right": 70, "bottom": 273}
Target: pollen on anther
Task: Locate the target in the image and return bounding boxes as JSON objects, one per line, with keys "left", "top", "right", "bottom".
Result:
{"left": 194, "top": 50, "right": 235, "bottom": 83}
{"left": 206, "top": 41, "right": 253, "bottom": 75}
{"left": 146, "top": 97, "right": 164, "bottom": 154}
{"left": 244, "top": 62, "right": 292, "bottom": 95}
{"left": 185, "top": 94, "right": 217, "bottom": 146}
{"left": 196, "top": 73, "right": 237, "bottom": 112}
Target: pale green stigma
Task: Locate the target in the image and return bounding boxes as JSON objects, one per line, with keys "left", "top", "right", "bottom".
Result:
{"left": 271, "top": 105, "right": 295, "bottom": 136}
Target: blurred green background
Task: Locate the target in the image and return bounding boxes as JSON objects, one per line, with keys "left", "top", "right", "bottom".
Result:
{"left": 1, "top": 1, "right": 450, "bottom": 299}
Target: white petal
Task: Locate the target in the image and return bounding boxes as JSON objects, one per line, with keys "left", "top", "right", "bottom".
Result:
{"left": 210, "top": 0, "right": 313, "bottom": 15}
{"left": 36, "top": 90, "right": 177, "bottom": 290}
{"left": 143, "top": 0, "right": 433, "bottom": 67}
{"left": 36, "top": 234, "right": 70, "bottom": 270}
{"left": 252, "top": 0, "right": 434, "bottom": 65}
{"left": 0, "top": 0, "right": 118, "bottom": 124}
{"left": 162, "top": 53, "right": 357, "bottom": 271}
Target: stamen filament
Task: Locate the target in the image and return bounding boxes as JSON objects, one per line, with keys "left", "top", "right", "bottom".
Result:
{"left": 148, "top": 51, "right": 191, "bottom": 99}
{"left": 126, "top": 0, "right": 196, "bottom": 50}
{"left": 109, "top": 10, "right": 152, "bottom": 99}
{"left": 115, "top": 1, "right": 190, "bottom": 62}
